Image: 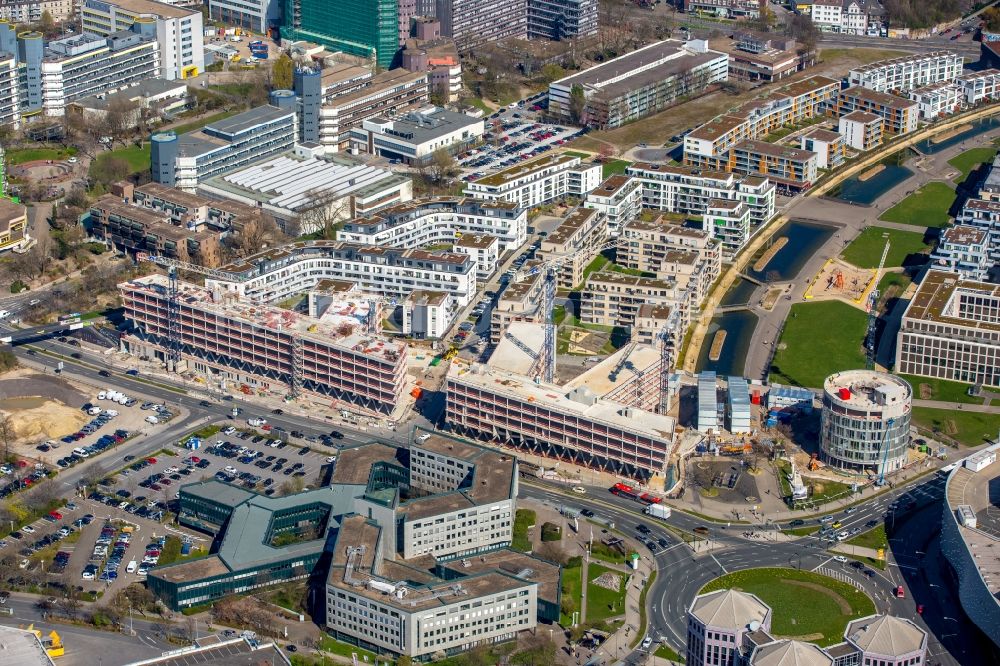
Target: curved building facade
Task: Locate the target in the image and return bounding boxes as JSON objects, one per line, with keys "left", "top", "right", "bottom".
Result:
{"left": 820, "top": 370, "right": 911, "bottom": 473}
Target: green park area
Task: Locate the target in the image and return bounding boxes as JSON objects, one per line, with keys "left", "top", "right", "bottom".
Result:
{"left": 700, "top": 568, "right": 875, "bottom": 646}
{"left": 560, "top": 559, "right": 583, "bottom": 626}
{"left": 769, "top": 301, "right": 867, "bottom": 389}
{"left": 512, "top": 508, "right": 535, "bottom": 552}
{"left": 948, "top": 147, "right": 998, "bottom": 183}
{"left": 846, "top": 525, "right": 888, "bottom": 551}
{"left": 898, "top": 374, "right": 983, "bottom": 404}
{"left": 911, "top": 407, "right": 1000, "bottom": 447}
{"left": 90, "top": 144, "right": 151, "bottom": 182}
{"left": 5, "top": 146, "right": 78, "bottom": 164}
{"left": 602, "top": 159, "right": 631, "bottom": 178}
{"left": 878, "top": 181, "right": 955, "bottom": 229}
{"left": 585, "top": 563, "right": 627, "bottom": 624}
{"left": 840, "top": 227, "right": 930, "bottom": 269}
{"left": 877, "top": 272, "right": 912, "bottom": 300}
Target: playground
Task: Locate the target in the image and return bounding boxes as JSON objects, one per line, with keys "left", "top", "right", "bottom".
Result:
{"left": 806, "top": 258, "right": 872, "bottom": 306}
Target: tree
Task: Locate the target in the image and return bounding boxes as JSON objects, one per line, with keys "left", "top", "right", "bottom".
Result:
{"left": 272, "top": 53, "right": 294, "bottom": 90}
{"left": 298, "top": 190, "right": 352, "bottom": 239}
{"left": 228, "top": 215, "right": 281, "bottom": 257}
{"left": 428, "top": 81, "right": 449, "bottom": 107}
{"left": 985, "top": 7, "right": 1000, "bottom": 32}
{"left": 786, "top": 14, "right": 820, "bottom": 53}
{"left": 81, "top": 462, "right": 108, "bottom": 489}
{"left": 0, "top": 413, "right": 14, "bottom": 461}
{"left": 280, "top": 476, "right": 305, "bottom": 495}
{"left": 38, "top": 10, "right": 55, "bottom": 37}
{"left": 100, "top": 98, "right": 141, "bottom": 147}
{"left": 539, "top": 63, "right": 565, "bottom": 84}
{"left": 569, "top": 84, "right": 587, "bottom": 125}
{"left": 90, "top": 155, "right": 131, "bottom": 187}
{"left": 427, "top": 148, "right": 458, "bottom": 183}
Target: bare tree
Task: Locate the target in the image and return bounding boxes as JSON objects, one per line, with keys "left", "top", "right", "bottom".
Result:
{"left": 298, "top": 190, "right": 352, "bottom": 239}
{"left": 0, "top": 413, "right": 14, "bottom": 461}
{"left": 228, "top": 215, "right": 282, "bottom": 257}
{"left": 427, "top": 148, "right": 458, "bottom": 183}
{"left": 100, "top": 99, "right": 141, "bottom": 147}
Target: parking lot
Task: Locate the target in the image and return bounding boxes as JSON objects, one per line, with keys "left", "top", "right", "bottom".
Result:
{"left": 459, "top": 113, "right": 582, "bottom": 178}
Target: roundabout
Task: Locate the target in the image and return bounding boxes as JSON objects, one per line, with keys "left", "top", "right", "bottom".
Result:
{"left": 699, "top": 567, "right": 877, "bottom": 646}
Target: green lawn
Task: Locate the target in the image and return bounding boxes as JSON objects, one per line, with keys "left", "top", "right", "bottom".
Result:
{"left": 586, "top": 563, "right": 627, "bottom": 624}
{"left": 878, "top": 272, "right": 912, "bottom": 298}
{"left": 897, "top": 374, "right": 983, "bottom": 404}
{"left": 5, "top": 146, "right": 78, "bottom": 164}
{"left": 783, "top": 525, "right": 821, "bottom": 537}
{"left": 911, "top": 407, "right": 1000, "bottom": 447}
{"left": 465, "top": 98, "right": 492, "bottom": 114}
{"left": 316, "top": 636, "right": 387, "bottom": 665}
{"left": 560, "top": 562, "right": 583, "bottom": 626}
{"left": 840, "top": 227, "right": 930, "bottom": 269}
{"left": 563, "top": 150, "right": 591, "bottom": 159}
{"left": 878, "top": 182, "right": 956, "bottom": 228}
{"left": 91, "top": 144, "right": 151, "bottom": 176}
{"left": 846, "top": 524, "right": 887, "bottom": 550}
{"left": 769, "top": 301, "right": 868, "bottom": 388}
{"left": 602, "top": 159, "right": 631, "bottom": 178}
{"left": 170, "top": 110, "right": 239, "bottom": 136}
{"left": 700, "top": 568, "right": 875, "bottom": 646}
{"left": 655, "top": 644, "right": 684, "bottom": 662}
{"left": 512, "top": 508, "right": 535, "bottom": 552}
{"left": 589, "top": 539, "right": 629, "bottom": 566}
{"left": 948, "top": 147, "right": 998, "bottom": 183}
{"left": 576, "top": 254, "right": 610, "bottom": 288}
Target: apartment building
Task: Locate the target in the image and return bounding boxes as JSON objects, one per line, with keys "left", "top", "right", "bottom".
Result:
{"left": 536, "top": 207, "right": 607, "bottom": 289}
{"left": 436, "top": 0, "right": 528, "bottom": 51}
{"left": 620, "top": 217, "right": 721, "bottom": 299}
{"left": 120, "top": 273, "right": 408, "bottom": 412}
{"left": 0, "top": 198, "right": 29, "bottom": 253}
{"left": 909, "top": 81, "right": 963, "bottom": 120}
{"left": 957, "top": 68, "right": 1000, "bottom": 106}
{"left": 847, "top": 51, "right": 964, "bottom": 93}
{"left": 130, "top": 181, "right": 260, "bottom": 230}
{"left": 311, "top": 69, "right": 429, "bottom": 152}
{"left": 490, "top": 269, "right": 544, "bottom": 344}
{"left": 464, "top": 154, "right": 602, "bottom": 209}
{"left": 0, "top": 52, "right": 17, "bottom": 127}
{"left": 445, "top": 347, "right": 676, "bottom": 479}
{"left": 151, "top": 102, "right": 298, "bottom": 191}
{"left": 799, "top": 128, "right": 844, "bottom": 169}
{"left": 929, "top": 226, "right": 991, "bottom": 281}
{"left": 281, "top": 0, "right": 398, "bottom": 68}
{"left": 1, "top": 0, "right": 72, "bottom": 22}
{"left": 349, "top": 108, "right": 485, "bottom": 165}
{"left": 837, "top": 86, "right": 919, "bottom": 135}
{"left": 683, "top": 0, "right": 761, "bottom": 18}
{"left": 400, "top": 30, "right": 462, "bottom": 102}
{"left": 454, "top": 233, "right": 500, "bottom": 280}
{"left": 806, "top": 0, "right": 884, "bottom": 35}
{"left": 730, "top": 140, "right": 818, "bottom": 192}
{"left": 549, "top": 40, "right": 728, "bottom": 129}
{"left": 895, "top": 270, "right": 1000, "bottom": 388}
{"left": 625, "top": 162, "right": 776, "bottom": 246}
{"left": 338, "top": 198, "right": 527, "bottom": 252}
{"left": 14, "top": 29, "right": 160, "bottom": 118}
{"left": 583, "top": 175, "right": 642, "bottom": 235}
{"left": 838, "top": 110, "right": 884, "bottom": 151}
{"left": 527, "top": 0, "right": 597, "bottom": 40}
{"left": 580, "top": 272, "right": 687, "bottom": 329}
{"left": 684, "top": 75, "right": 839, "bottom": 167}
{"left": 703, "top": 198, "right": 753, "bottom": 256}
{"left": 402, "top": 290, "right": 453, "bottom": 339}
{"left": 80, "top": 0, "right": 204, "bottom": 80}
{"left": 952, "top": 156, "right": 1000, "bottom": 276}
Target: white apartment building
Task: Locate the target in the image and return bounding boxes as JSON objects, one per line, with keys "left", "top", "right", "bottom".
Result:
{"left": 799, "top": 128, "right": 845, "bottom": 169}
{"left": 337, "top": 198, "right": 527, "bottom": 252}
{"left": 0, "top": 0, "right": 73, "bottom": 22}
{"left": 349, "top": 107, "right": 485, "bottom": 165}
{"left": 620, "top": 217, "right": 721, "bottom": 304}
{"left": 929, "top": 226, "right": 991, "bottom": 281}
{"left": 0, "top": 54, "right": 18, "bottom": 128}
{"left": 463, "top": 153, "right": 603, "bottom": 209}
{"left": 80, "top": 0, "right": 204, "bottom": 80}
{"left": 584, "top": 175, "right": 642, "bottom": 235}
{"left": 580, "top": 271, "right": 688, "bottom": 328}
{"left": 205, "top": 240, "right": 479, "bottom": 309}
{"left": 703, "top": 198, "right": 751, "bottom": 257}
{"left": 909, "top": 81, "right": 963, "bottom": 120}
{"left": 402, "top": 290, "right": 454, "bottom": 339}
{"left": 490, "top": 269, "right": 544, "bottom": 344}
{"left": 957, "top": 69, "right": 1000, "bottom": 106}
{"left": 808, "top": 0, "right": 881, "bottom": 35}
{"left": 848, "top": 51, "right": 964, "bottom": 93}
{"left": 454, "top": 233, "right": 500, "bottom": 281}
{"left": 839, "top": 110, "right": 884, "bottom": 151}
{"left": 536, "top": 207, "right": 608, "bottom": 289}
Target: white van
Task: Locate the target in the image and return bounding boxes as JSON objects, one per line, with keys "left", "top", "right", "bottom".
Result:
{"left": 117, "top": 395, "right": 128, "bottom": 405}
{"left": 0, "top": 310, "right": 10, "bottom": 319}
{"left": 97, "top": 391, "right": 107, "bottom": 400}
{"left": 104, "top": 409, "right": 119, "bottom": 417}
{"left": 126, "top": 560, "right": 138, "bottom": 573}
{"left": 88, "top": 407, "right": 101, "bottom": 415}
{"left": 73, "top": 447, "right": 89, "bottom": 458}
{"left": 106, "top": 391, "right": 121, "bottom": 401}
{"left": 145, "top": 415, "right": 159, "bottom": 424}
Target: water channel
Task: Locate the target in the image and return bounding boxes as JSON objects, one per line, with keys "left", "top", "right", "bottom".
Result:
{"left": 833, "top": 163, "right": 914, "bottom": 205}
{"left": 912, "top": 117, "right": 1000, "bottom": 154}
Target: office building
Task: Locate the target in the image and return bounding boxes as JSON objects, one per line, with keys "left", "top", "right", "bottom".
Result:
{"left": 198, "top": 147, "right": 413, "bottom": 235}
{"left": 620, "top": 217, "right": 721, "bottom": 301}
{"left": 527, "top": 0, "right": 597, "bottom": 40}
{"left": 731, "top": 140, "right": 818, "bottom": 193}
{"left": 446, "top": 329, "right": 676, "bottom": 479}
{"left": 908, "top": 80, "right": 963, "bottom": 120}
{"left": 583, "top": 175, "right": 642, "bottom": 235}
{"left": 151, "top": 101, "right": 298, "bottom": 191}
{"left": 549, "top": 40, "right": 728, "bottom": 129}
{"left": 684, "top": 76, "right": 840, "bottom": 168}
{"left": 349, "top": 108, "right": 485, "bottom": 165}
{"left": 800, "top": 128, "right": 844, "bottom": 169}
{"left": 208, "top": 0, "right": 281, "bottom": 33}
{"left": 337, "top": 197, "right": 526, "bottom": 252}
{"left": 820, "top": 370, "right": 912, "bottom": 473}
{"left": 311, "top": 68, "right": 429, "bottom": 153}
{"left": 402, "top": 290, "right": 454, "bottom": 338}
{"left": 435, "top": 0, "right": 527, "bottom": 51}
{"left": 281, "top": 0, "right": 398, "bottom": 69}
{"left": 838, "top": 110, "right": 883, "bottom": 151}
{"left": 536, "top": 207, "right": 607, "bottom": 289}
{"left": 721, "top": 32, "right": 814, "bottom": 84}
{"left": 687, "top": 589, "right": 771, "bottom": 666}
{"left": 400, "top": 27, "right": 462, "bottom": 102}
{"left": 837, "top": 86, "right": 918, "bottom": 135}
{"left": 580, "top": 272, "right": 689, "bottom": 329}
{"left": 0, "top": 198, "right": 29, "bottom": 253}
{"left": 120, "top": 270, "right": 408, "bottom": 413}
{"left": 895, "top": 271, "right": 1000, "bottom": 388}
{"left": 848, "top": 51, "right": 963, "bottom": 93}
{"left": 0, "top": 52, "right": 18, "bottom": 127}
{"left": 67, "top": 77, "right": 188, "bottom": 128}
{"left": 696, "top": 370, "right": 718, "bottom": 432}
{"left": 464, "top": 153, "right": 602, "bottom": 209}
{"left": 957, "top": 68, "right": 1000, "bottom": 106}
{"left": 454, "top": 233, "right": 500, "bottom": 280}
{"left": 80, "top": 0, "right": 204, "bottom": 80}
{"left": 929, "top": 226, "right": 991, "bottom": 281}
{"left": 941, "top": 449, "right": 1000, "bottom": 649}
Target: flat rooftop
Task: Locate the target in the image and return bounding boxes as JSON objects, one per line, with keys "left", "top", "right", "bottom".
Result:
{"left": 589, "top": 174, "right": 635, "bottom": 198}
{"left": 628, "top": 161, "right": 732, "bottom": 181}
{"left": 841, "top": 85, "right": 916, "bottom": 110}
{"left": 841, "top": 110, "right": 882, "bottom": 124}
{"left": 90, "top": 0, "right": 199, "bottom": 18}
{"left": 946, "top": 457, "right": 1000, "bottom": 597}
{"left": 824, "top": 370, "right": 911, "bottom": 408}
{"left": 369, "top": 108, "right": 482, "bottom": 143}
{"left": 735, "top": 139, "right": 816, "bottom": 161}
{"left": 564, "top": 342, "right": 664, "bottom": 397}
{"left": 902, "top": 270, "right": 1000, "bottom": 333}
{"left": 471, "top": 153, "right": 579, "bottom": 187}
{"left": 545, "top": 207, "right": 600, "bottom": 247}
{"left": 0, "top": 626, "right": 54, "bottom": 666}
{"left": 851, "top": 50, "right": 960, "bottom": 74}
{"left": 449, "top": 549, "right": 561, "bottom": 604}
{"left": 149, "top": 554, "right": 230, "bottom": 583}
{"left": 326, "top": 68, "right": 426, "bottom": 108}
{"left": 331, "top": 443, "right": 402, "bottom": 485}
{"left": 941, "top": 225, "right": 986, "bottom": 245}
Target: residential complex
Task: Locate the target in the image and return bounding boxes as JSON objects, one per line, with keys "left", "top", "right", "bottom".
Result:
{"left": 837, "top": 86, "right": 919, "bottom": 135}
{"left": 800, "top": 128, "right": 845, "bottom": 169}
{"left": 463, "top": 153, "right": 602, "bottom": 209}
{"left": 909, "top": 81, "right": 963, "bottom": 120}
{"left": 802, "top": 0, "right": 885, "bottom": 36}
{"left": 446, "top": 332, "right": 677, "bottom": 480}
{"left": 0, "top": 0, "right": 73, "bottom": 22}
{"left": 620, "top": 217, "right": 721, "bottom": 303}
{"left": 0, "top": 197, "right": 29, "bottom": 253}
{"left": 527, "top": 0, "right": 597, "bottom": 40}
{"left": 948, "top": 154, "right": 1000, "bottom": 280}
{"left": 838, "top": 110, "right": 884, "bottom": 151}
{"left": 895, "top": 270, "right": 1000, "bottom": 389}
{"left": 0, "top": 52, "right": 16, "bottom": 127}
{"left": 583, "top": 175, "right": 643, "bottom": 235}
{"left": 548, "top": 40, "right": 729, "bottom": 129}
{"left": 820, "top": 370, "right": 912, "bottom": 473}
{"left": 682, "top": 0, "right": 761, "bottom": 19}
{"left": 732, "top": 140, "right": 819, "bottom": 192}
{"left": 687, "top": 589, "right": 927, "bottom": 666}
{"left": 151, "top": 102, "right": 298, "bottom": 191}
{"left": 281, "top": 0, "right": 398, "bottom": 68}
{"left": 956, "top": 68, "right": 1000, "bottom": 106}
{"left": 435, "top": 0, "right": 528, "bottom": 51}
{"left": 536, "top": 207, "right": 607, "bottom": 289}
{"left": 847, "top": 51, "right": 963, "bottom": 93}
{"left": 80, "top": 0, "right": 204, "bottom": 80}
{"left": 403, "top": 290, "right": 453, "bottom": 339}
{"left": 455, "top": 233, "right": 500, "bottom": 281}
{"left": 337, "top": 197, "right": 527, "bottom": 253}
{"left": 349, "top": 108, "right": 485, "bottom": 165}
{"left": 941, "top": 446, "right": 1000, "bottom": 648}
{"left": 929, "top": 225, "right": 991, "bottom": 280}
{"left": 490, "top": 269, "right": 545, "bottom": 344}
{"left": 580, "top": 272, "right": 689, "bottom": 331}
{"left": 198, "top": 146, "right": 413, "bottom": 235}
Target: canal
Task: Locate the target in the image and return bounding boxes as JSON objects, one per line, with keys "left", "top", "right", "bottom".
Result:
{"left": 912, "top": 117, "right": 1000, "bottom": 154}
{"left": 744, "top": 219, "right": 837, "bottom": 283}
{"left": 695, "top": 309, "right": 759, "bottom": 377}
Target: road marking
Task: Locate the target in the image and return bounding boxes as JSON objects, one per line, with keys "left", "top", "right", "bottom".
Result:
{"left": 710, "top": 552, "right": 728, "bottom": 574}
{"left": 812, "top": 557, "right": 833, "bottom": 572}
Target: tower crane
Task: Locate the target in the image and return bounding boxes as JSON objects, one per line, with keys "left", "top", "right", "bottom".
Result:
{"left": 864, "top": 235, "right": 891, "bottom": 370}
{"left": 876, "top": 417, "right": 895, "bottom": 487}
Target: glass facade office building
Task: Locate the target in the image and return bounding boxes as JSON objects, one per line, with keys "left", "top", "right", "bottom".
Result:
{"left": 282, "top": 0, "right": 398, "bottom": 69}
